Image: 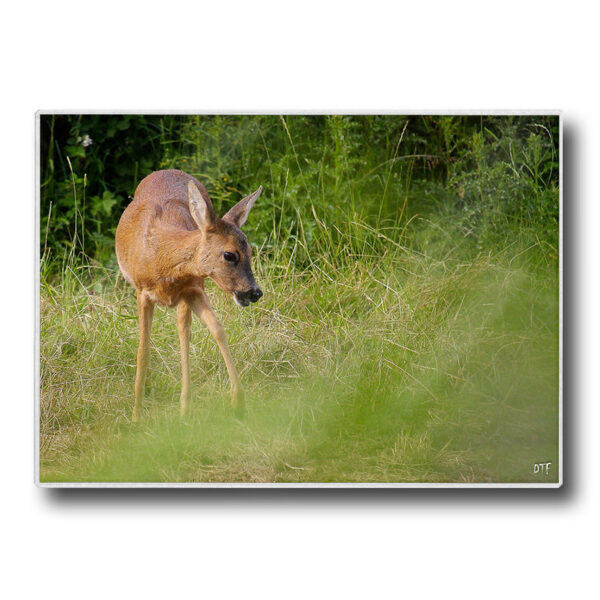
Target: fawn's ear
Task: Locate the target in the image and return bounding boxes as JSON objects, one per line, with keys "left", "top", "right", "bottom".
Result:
{"left": 188, "top": 181, "right": 216, "bottom": 230}
{"left": 223, "top": 186, "right": 263, "bottom": 228}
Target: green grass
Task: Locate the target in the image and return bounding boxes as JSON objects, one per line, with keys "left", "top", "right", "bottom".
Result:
{"left": 39, "top": 225, "right": 559, "bottom": 484}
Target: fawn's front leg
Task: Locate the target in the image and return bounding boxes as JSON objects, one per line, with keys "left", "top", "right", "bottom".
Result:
{"left": 177, "top": 300, "right": 192, "bottom": 417}
{"left": 189, "top": 291, "right": 244, "bottom": 417}
{"left": 133, "top": 290, "right": 155, "bottom": 422}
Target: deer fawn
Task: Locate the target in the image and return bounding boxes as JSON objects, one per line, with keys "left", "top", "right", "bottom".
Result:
{"left": 115, "top": 169, "right": 263, "bottom": 421}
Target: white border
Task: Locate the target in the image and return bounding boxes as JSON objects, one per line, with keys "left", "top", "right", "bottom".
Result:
{"left": 35, "top": 111, "right": 563, "bottom": 489}
{"left": 35, "top": 112, "right": 41, "bottom": 489}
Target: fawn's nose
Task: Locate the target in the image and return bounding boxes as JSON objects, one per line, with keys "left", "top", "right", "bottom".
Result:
{"left": 234, "top": 287, "right": 263, "bottom": 307}
{"left": 249, "top": 288, "right": 263, "bottom": 303}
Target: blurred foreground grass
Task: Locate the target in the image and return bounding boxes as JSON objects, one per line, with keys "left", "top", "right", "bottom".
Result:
{"left": 40, "top": 237, "right": 558, "bottom": 483}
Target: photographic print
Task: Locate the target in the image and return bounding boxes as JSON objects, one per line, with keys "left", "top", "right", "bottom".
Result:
{"left": 37, "top": 114, "right": 561, "bottom": 486}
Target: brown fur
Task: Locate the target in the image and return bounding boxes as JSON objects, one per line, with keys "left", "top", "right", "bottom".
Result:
{"left": 115, "top": 169, "right": 263, "bottom": 420}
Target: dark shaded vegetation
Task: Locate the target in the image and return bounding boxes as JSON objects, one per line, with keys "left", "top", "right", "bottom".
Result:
{"left": 40, "top": 115, "right": 559, "bottom": 268}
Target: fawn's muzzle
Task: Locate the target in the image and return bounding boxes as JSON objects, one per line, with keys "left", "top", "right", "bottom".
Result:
{"left": 234, "top": 287, "right": 263, "bottom": 307}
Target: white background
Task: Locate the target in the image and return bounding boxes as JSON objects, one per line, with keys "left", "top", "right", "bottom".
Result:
{"left": 0, "top": 1, "right": 596, "bottom": 598}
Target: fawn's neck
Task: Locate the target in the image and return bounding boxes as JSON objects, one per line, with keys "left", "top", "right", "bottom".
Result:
{"left": 153, "top": 227, "right": 207, "bottom": 281}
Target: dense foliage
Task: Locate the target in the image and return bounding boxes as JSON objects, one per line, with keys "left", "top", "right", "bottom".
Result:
{"left": 40, "top": 114, "right": 559, "bottom": 268}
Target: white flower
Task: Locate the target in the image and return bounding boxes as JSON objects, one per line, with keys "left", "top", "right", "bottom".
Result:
{"left": 81, "top": 134, "right": 93, "bottom": 148}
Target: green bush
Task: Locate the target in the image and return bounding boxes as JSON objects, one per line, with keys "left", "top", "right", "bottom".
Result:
{"left": 40, "top": 114, "right": 184, "bottom": 265}
{"left": 39, "top": 114, "right": 559, "bottom": 271}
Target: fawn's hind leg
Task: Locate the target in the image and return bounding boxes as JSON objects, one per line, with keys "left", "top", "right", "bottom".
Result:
{"left": 189, "top": 290, "right": 245, "bottom": 417}
{"left": 177, "top": 300, "right": 192, "bottom": 417}
{"left": 133, "top": 290, "right": 155, "bottom": 422}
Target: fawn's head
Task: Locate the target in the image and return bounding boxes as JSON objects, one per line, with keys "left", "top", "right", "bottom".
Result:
{"left": 188, "top": 181, "right": 263, "bottom": 307}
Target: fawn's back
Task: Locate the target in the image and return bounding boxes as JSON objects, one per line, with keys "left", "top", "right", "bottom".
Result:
{"left": 115, "top": 169, "right": 210, "bottom": 289}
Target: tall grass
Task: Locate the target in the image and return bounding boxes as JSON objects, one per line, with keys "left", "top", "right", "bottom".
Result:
{"left": 40, "top": 223, "right": 558, "bottom": 483}
{"left": 39, "top": 116, "right": 559, "bottom": 483}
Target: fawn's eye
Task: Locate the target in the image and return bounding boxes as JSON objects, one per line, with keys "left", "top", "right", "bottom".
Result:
{"left": 223, "top": 251, "right": 237, "bottom": 263}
